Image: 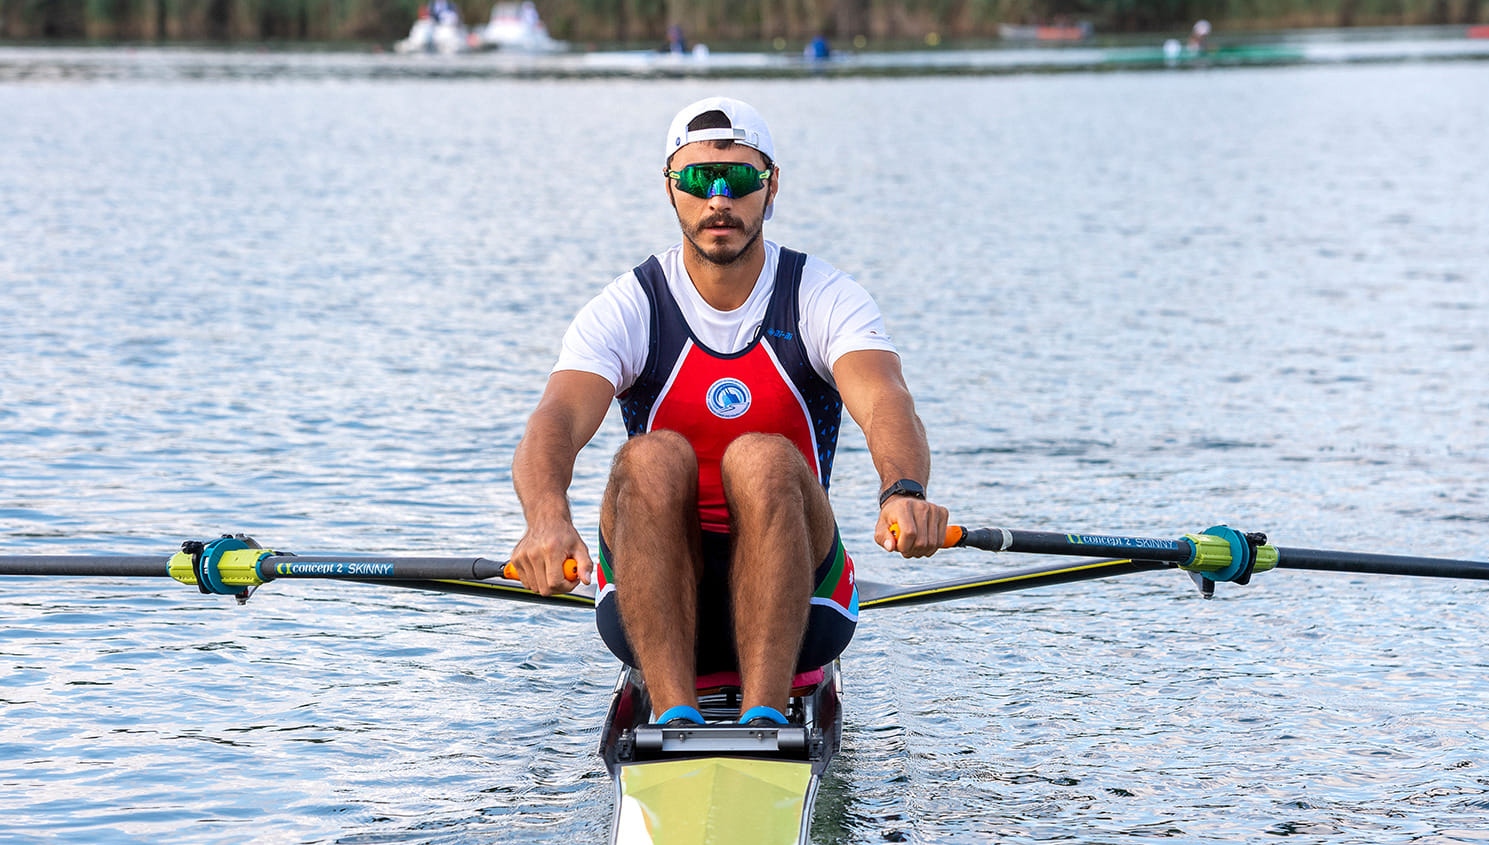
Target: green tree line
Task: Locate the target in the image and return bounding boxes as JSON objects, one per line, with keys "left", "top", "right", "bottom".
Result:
{"left": 2, "top": 0, "right": 1482, "bottom": 42}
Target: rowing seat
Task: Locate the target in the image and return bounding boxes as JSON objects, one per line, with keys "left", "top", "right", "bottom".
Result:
{"left": 695, "top": 667, "right": 824, "bottom": 697}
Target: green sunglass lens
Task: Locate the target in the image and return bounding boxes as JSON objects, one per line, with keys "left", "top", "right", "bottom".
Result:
{"left": 675, "top": 164, "right": 766, "bottom": 199}
{"left": 676, "top": 166, "right": 719, "bottom": 196}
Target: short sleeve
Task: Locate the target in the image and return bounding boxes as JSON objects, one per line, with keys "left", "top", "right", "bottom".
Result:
{"left": 552, "top": 273, "right": 652, "bottom": 396}
{"left": 797, "top": 257, "right": 897, "bottom": 385}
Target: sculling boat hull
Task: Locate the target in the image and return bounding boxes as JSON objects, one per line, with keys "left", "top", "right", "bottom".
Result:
{"left": 600, "top": 661, "right": 842, "bottom": 844}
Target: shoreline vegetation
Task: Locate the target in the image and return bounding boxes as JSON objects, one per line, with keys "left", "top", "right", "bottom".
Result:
{"left": 2, "top": 0, "right": 1485, "bottom": 45}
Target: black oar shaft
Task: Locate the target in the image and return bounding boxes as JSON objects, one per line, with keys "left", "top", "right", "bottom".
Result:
{"left": 1276, "top": 547, "right": 1489, "bottom": 581}
{"left": 0, "top": 556, "right": 170, "bottom": 577}
{"left": 259, "top": 555, "right": 507, "bottom": 581}
{"left": 957, "top": 527, "right": 1194, "bottom": 563}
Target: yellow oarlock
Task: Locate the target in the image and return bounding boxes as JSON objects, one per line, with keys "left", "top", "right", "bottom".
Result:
{"left": 1181, "top": 531, "right": 1278, "bottom": 577}
{"left": 168, "top": 547, "right": 273, "bottom": 589}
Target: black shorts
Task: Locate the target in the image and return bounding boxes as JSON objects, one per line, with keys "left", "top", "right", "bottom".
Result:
{"left": 594, "top": 527, "right": 859, "bottom": 675}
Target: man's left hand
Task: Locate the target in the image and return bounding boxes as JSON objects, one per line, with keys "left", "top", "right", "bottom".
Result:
{"left": 876, "top": 497, "right": 948, "bottom": 558}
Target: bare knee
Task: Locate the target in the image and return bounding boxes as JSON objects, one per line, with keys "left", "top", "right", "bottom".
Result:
{"left": 720, "top": 433, "right": 806, "bottom": 481}
{"left": 616, "top": 430, "right": 696, "bottom": 475}
{"left": 604, "top": 431, "right": 698, "bottom": 519}
{"left": 721, "top": 434, "right": 824, "bottom": 519}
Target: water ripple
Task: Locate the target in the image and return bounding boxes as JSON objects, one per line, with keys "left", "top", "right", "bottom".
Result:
{"left": 3, "top": 62, "right": 1488, "bottom": 843}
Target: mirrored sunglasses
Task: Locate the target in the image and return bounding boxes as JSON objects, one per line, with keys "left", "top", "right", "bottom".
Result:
{"left": 665, "top": 162, "right": 772, "bottom": 199}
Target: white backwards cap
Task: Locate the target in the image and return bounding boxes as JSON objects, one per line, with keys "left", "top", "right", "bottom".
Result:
{"left": 664, "top": 97, "right": 776, "bottom": 166}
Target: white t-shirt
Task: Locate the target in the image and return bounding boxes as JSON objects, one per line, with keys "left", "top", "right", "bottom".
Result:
{"left": 555, "top": 241, "right": 895, "bottom": 395}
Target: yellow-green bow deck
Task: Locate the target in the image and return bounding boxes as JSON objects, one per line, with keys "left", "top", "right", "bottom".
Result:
{"left": 600, "top": 663, "right": 842, "bottom": 845}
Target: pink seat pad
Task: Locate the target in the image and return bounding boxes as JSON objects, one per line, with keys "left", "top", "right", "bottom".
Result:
{"left": 695, "top": 666, "right": 824, "bottom": 691}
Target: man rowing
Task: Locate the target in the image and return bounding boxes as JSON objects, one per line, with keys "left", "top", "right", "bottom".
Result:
{"left": 509, "top": 96, "right": 947, "bottom": 725}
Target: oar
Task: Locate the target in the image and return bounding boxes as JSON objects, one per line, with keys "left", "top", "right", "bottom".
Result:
{"left": 0, "top": 537, "right": 582, "bottom": 605}
{"left": 0, "top": 553, "right": 511, "bottom": 580}
{"left": 864, "top": 521, "right": 1489, "bottom": 608}
{"left": 943, "top": 526, "right": 1489, "bottom": 582}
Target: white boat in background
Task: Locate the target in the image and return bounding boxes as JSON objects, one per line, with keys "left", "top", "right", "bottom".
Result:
{"left": 394, "top": 2, "right": 471, "bottom": 55}
{"left": 475, "top": 1, "right": 567, "bottom": 52}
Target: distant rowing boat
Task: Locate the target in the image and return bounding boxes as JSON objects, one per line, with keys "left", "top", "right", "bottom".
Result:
{"left": 577, "top": 46, "right": 778, "bottom": 74}
{"left": 1150, "top": 40, "right": 1308, "bottom": 66}
{"left": 998, "top": 22, "right": 1094, "bottom": 42}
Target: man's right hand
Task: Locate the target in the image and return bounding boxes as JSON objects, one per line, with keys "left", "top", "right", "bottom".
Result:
{"left": 509, "top": 522, "right": 595, "bottom": 596}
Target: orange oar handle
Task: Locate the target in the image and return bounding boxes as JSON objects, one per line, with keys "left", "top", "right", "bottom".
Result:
{"left": 887, "top": 523, "right": 966, "bottom": 548}
{"left": 502, "top": 558, "right": 579, "bottom": 582}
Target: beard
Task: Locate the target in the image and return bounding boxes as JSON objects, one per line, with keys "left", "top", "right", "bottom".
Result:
{"left": 680, "top": 209, "right": 765, "bottom": 267}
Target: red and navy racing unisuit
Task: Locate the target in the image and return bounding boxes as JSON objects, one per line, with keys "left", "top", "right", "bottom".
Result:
{"left": 617, "top": 248, "right": 843, "bottom": 533}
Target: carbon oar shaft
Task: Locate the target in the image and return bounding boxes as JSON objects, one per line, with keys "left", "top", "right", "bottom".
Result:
{"left": 951, "top": 527, "right": 1194, "bottom": 563}
{"left": 0, "top": 556, "right": 171, "bottom": 577}
{"left": 1275, "top": 547, "right": 1489, "bottom": 580}
{"left": 264, "top": 555, "right": 507, "bottom": 581}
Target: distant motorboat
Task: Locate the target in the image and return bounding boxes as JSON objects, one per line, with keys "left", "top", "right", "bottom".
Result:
{"left": 475, "top": 2, "right": 567, "bottom": 52}
{"left": 395, "top": 5, "right": 470, "bottom": 55}
{"left": 998, "top": 22, "right": 1094, "bottom": 42}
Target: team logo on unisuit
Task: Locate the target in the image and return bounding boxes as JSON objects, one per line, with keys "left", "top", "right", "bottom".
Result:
{"left": 706, "top": 378, "right": 751, "bottom": 419}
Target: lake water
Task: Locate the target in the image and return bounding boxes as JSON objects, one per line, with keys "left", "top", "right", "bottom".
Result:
{"left": 2, "top": 53, "right": 1487, "bottom": 844}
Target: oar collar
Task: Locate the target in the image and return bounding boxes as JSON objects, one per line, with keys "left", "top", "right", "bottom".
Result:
{"left": 169, "top": 535, "right": 274, "bottom": 604}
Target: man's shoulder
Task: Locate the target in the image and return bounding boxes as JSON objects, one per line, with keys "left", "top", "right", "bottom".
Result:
{"left": 598, "top": 257, "right": 654, "bottom": 296}
{"left": 764, "top": 242, "right": 851, "bottom": 289}
{"left": 790, "top": 253, "right": 870, "bottom": 305}
{"left": 798, "top": 253, "right": 848, "bottom": 283}
{"left": 573, "top": 266, "right": 649, "bottom": 327}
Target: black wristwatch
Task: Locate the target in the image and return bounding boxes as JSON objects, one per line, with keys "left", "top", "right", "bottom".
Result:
{"left": 878, "top": 479, "right": 926, "bottom": 509}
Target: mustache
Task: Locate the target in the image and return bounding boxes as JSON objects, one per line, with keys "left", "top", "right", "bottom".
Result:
{"left": 696, "top": 212, "right": 744, "bottom": 231}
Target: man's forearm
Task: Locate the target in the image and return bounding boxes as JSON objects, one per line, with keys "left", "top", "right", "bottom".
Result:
{"left": 855, "top": 375, "right": 932, "bottom": 488}
{"left": 864, "top": 406, "right": 931, "bottom": 489}
{"left": 511, "top": 370, "right": 615, "bottom": 529}
{"left": 512, "top": 416, "right": 581, "bottom": 525}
